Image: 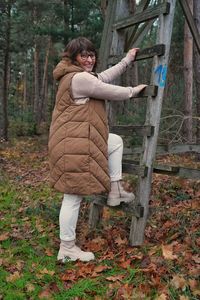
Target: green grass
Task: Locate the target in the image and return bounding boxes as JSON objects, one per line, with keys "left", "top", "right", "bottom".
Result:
{"left": 54, "top": 279, "right": 106, "bottom": 300}
{"left": 0, "top": 180, "right": 107, "bottom": 300}
{"left": 1, "top": 138, "right": 199, "bottom": 299}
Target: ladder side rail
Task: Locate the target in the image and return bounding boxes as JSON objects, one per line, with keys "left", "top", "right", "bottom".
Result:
{"left": 129, "top": 0, "right": 177, "bottom": 246}
{"left": 110, "top": 0, "right": 130, "bottom": 59}
{"left": 113, "top": 2, "right": 170, "bottom": 31}
{"left": 108, "top": 0, "right": 134, "bottom": 125}
{"left": 98, "top": 1, "right": 117, "bottom": 72}
{"left": 89, "top": 0, "right": 134, "bottom": 227}
{"left": 108, "top": 44, "right": 166, "bottom": 64}
{"left": 129, "top": 20, "right": 154, "bottom": 49}
{"left": 126, "top": 0, "right": 152, "bottom": 49}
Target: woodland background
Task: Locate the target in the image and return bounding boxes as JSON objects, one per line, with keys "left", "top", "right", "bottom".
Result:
{"left": 0, "top": 0, "right": 200, "bottom": 145}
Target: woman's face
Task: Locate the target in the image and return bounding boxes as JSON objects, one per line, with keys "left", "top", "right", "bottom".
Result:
{"left": 76, "top": 51, "right": 96, "bottom": 72}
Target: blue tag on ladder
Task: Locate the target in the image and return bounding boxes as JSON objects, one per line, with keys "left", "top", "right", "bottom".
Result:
{"left": 154, "top": 64, "right": 167, "bottom": 88}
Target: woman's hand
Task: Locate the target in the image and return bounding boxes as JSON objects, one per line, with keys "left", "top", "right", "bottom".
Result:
{"left": 126, "top": 48, "right": 139, "bottom": 62}
{"left": 131, "top": 84, "right": 148, "bottom": 97}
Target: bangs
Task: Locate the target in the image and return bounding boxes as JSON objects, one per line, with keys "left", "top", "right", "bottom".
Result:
{"left": 63, "top": 37, "right": 96, "bottom": 59}
{"left": 62, "top": 37, "right": 98, "bottom": 70}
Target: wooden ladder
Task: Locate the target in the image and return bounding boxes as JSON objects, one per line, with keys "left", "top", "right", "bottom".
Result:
{"left": 89, "top": 0, "right": 177, "bottom": 246}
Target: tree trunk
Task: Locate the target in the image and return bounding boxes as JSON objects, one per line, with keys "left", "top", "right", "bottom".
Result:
{"left": 183, "top": 0, "right": 193, "bottom": 143}
{"left": 63, "top": 0, "right": 69, "bottom": 44}
{"left": 33, "top": 38, "right": 41, "bottom": 125}
{"left": 193, "top": 0, "right": 200, "bottom": 143}
{"left": 40, "top": 36, "right": 52, "bottom": 123}
{"left": 2, "top": 2, "right": 11, "bottom": 140}
{"left": 23, "top": 62, "right": 27, "bottom": 115}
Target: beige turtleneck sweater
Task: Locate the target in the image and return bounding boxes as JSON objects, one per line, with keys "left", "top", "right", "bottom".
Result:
{"left": 71, "top": 56, "right": 145, "bottom": 104}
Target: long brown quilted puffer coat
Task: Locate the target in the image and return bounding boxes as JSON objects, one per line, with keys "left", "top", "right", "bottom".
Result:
{"left": 48, "top": 60, "right": 110, "bottom": 195}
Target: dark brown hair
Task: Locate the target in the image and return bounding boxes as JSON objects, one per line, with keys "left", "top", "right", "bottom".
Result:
{"left": 62, "top": 37, "right": 98, "bottom": 70}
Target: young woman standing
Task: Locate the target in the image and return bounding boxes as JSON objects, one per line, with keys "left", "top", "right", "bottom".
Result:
{"left": 48, "top": 37, "right": 147, "bottom": 262}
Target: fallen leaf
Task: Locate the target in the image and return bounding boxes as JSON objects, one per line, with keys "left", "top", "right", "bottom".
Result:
{"left": 188, "top": 279, "right": 198, "bottom": 290}
{"left": 171, "top": 275, "right": 187, "bottom": 290}
{"left": 191, "top": 199, "right": 200, "bottom": 209}
{"left": 140, "top": 256, "right": 151, "bottom": 268}
{"left": 148, "top": 246, "right": 159, "bottom": 256}
{"left": 48, "top": 282, "right": 60, "bottom": 293}
{"left": 38, "top": 288, "right": 53, "bottom": 299}
{"left": 0, "top": 232, "right": 9, "bottom": 241}
{"left": 119, "top": 259, "right": 131, "bottom": 269}
{"left": 39, "top": 268, "right": 55, "bottom": 276}
{"left": 106, "top": 274, "right": 124, "bottom": 282}
{"left": 85, "top": 237, "right": 106, "bottom": 252}
{"left": 193, "top": 289, "right": 200, "bottom": 297}
{"left": 191, "top": 255, "right": 200, "bottom": 264}
{"left": 155, "top": 294, "right": 168, "bottom": 300}
{"left": 26, "top": 283, "right": 35, "bottom": 292}
{"left": 93, "top": 265, "right": 110, "bottom": 273}
{"left": 60, "top": 270, "right": 77, "bottom": 282}
{"left": 99, "top": 251, "right": 115, "bottom": 260}
{"left": 102, "top": 207, "right": 111, "bottom": 220}
{"left": 6, "top": 271, "right": 21, "bottom": 282}
{"left": 115, "top": 236, "right": 127, "bottom": 246}
{"left": 35, "top": 219, "right": 44, "bottom": 233}
{"left": 162, "top": 244, "right": 178, "bottom": 260}
{"left": 45, "top": 248, "right": 54, "bottom": 257}
{"left": 115, "top": 283, "right": 133, "bottom": 298}
{"left": 189, "top": 266, "right": 200, "bottom": 276}
{"left": 179, "top": 296, "right": 189, "bottom": 300}
{"left": 15, "top": 260, "right": 25, "bottom": 271}
{"left": 131, "top": 290, "right": 147, "bottom": 299}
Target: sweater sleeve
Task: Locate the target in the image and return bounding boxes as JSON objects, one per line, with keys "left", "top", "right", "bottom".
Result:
{"left": 72, "top": 71, "right": 135, "bottom": 101}
{"left": 97, "top": 56, "right": 133, "bottom": 83}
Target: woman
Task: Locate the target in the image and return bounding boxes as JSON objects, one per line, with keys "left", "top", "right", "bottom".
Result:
{"left": 48, "top": 37, "right": 147, "bottom": 262}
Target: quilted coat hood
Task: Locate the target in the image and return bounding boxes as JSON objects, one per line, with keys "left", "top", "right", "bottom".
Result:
{"left": 53, "top": 59, "right": 83, "bottom": 81}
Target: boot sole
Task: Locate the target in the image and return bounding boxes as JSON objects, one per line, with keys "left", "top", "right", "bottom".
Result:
{"left": 58, "top": 256, "right": 95, "bottom": 263}
{"left": 57, "top": 253, "right": 95, "bottom": 262}
{"left": 107, "top": 197, "right": 135, "bottom": 207}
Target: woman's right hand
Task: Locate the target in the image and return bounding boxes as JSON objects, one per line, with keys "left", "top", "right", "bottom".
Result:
{"left": 126, "top": 48, "right": 139, "bottom": 62}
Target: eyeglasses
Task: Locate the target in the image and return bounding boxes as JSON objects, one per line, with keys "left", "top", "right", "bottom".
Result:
{"left": 80, "top": 52, "right": 96, "bottom": 61}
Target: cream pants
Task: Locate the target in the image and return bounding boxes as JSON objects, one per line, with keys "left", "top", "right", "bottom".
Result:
{"left": 59, "top": 133, "right": 123, "bottom": 241}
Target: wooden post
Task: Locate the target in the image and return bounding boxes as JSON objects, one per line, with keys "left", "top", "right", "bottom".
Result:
{"left": 129, "top": 0, "right": 177, "bottom": 246}
{"left": 88, "top": 196, "right": 104, "bottom": 229}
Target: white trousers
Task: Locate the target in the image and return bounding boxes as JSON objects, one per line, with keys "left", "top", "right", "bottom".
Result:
{"left": 59, "top": 133, "right": 123, "bottom": 241}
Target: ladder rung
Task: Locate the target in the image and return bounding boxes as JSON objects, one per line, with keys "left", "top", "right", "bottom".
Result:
{"left": 110, "top": 125, "right": 154, "bottom": 137}
{"left": 135, "top": 85, "right": 158, "bottom": 97}
{"left": 122, "top": 162, "right": 148, "bottom": 177}
{"left": 136, "top": 44, "right": 166, "bottom": 60}
{"left": 108, "top": 44, "right": 165, "bottom": 65}
{"left": 123, "top": 159, "right": 140, "bottom": 165}
{"left": 92, "top": 197, "right": 144, "bottom": 218}
{"left": 153, "top": 164, "right": 200, "bottom": 179}
{"left": 153, "top": 164, "right": 179, "bottom": 174}
{"left": 113, "top": 2, "right": 170, "bottom": 31}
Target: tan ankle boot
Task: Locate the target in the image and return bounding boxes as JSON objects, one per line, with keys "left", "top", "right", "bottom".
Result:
{"left": 107, "top": 181, "right": 135, "bottom": 206}
{"left": 57, "top": 240, "right": 95, "bottom": 262}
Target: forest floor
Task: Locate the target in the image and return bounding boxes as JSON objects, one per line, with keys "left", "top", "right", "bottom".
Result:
{"left": 0, "top": 136, "right": 199, "bottom": 300}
